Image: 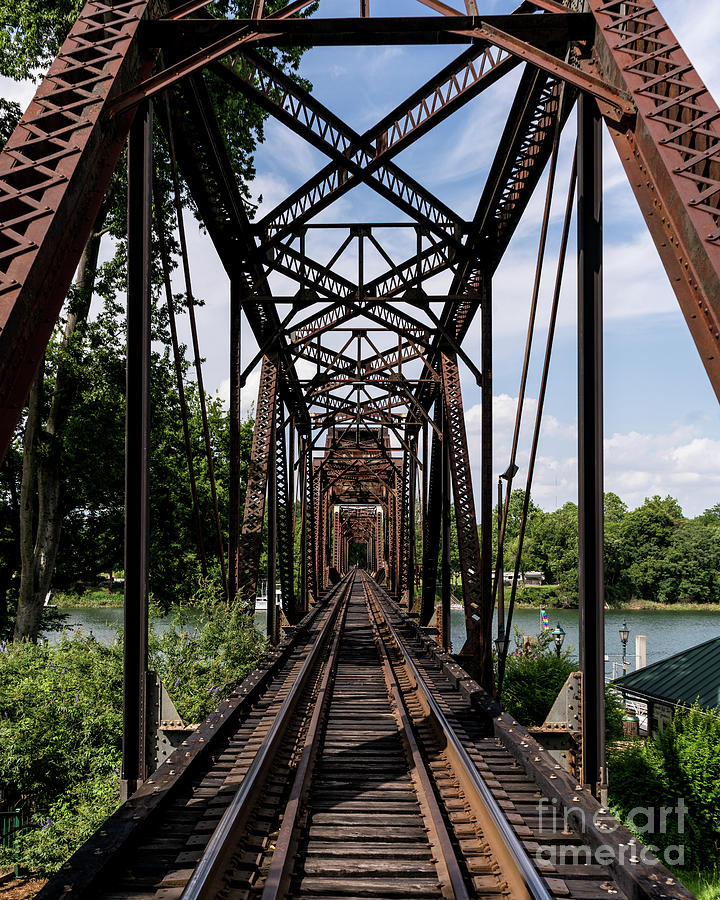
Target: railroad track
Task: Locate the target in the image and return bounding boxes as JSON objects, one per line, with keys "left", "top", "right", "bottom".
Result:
{"left": 40, "top": 571, "right": 692, "bottom": 900}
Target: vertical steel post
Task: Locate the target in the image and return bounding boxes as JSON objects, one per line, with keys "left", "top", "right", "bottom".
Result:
{"left": 441, "top": 404, "right": 451, "bottom": 651}
{"left": 408, "top": 440, "right": 416, "bottom": 613}
{"left": 480, "top": 276, "right": 494, "bottom": 691}
{"left": 229, "top": 280, "right": 242, "bottom": 602}
{"left": 577, "top": 93, "right": 606, "bottom": 800}
{"left": 267, "top": 418, "right": 277, "bottom": 643}
{"left": 497, "top": 478, "right": 504, "bottom": 646}
{"left": 122, "top": 101, "right": 152, "bottom": 800}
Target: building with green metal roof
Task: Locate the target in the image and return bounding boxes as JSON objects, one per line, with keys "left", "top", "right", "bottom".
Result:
{"left": 612, "top": 635, "right": 720, "bottom": 736}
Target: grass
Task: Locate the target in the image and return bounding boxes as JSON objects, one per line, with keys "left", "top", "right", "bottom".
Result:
{"left": 52, "top": 586, "right": 123, "bottom": 609}
{"left": 675, "top": 867, "right": 720, "bottom": 900}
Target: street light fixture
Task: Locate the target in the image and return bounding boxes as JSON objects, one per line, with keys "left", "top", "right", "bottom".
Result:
{"left": 619, "top": 620, "right": 630, "bottom": 673}
{"left": 552, "top": 623, "right": 566, "bottom": 658}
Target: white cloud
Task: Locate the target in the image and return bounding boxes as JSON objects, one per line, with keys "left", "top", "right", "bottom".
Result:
{"left": 459, "top": 396, "right": 720, "bottom": 516}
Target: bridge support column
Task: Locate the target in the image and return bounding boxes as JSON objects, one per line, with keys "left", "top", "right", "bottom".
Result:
{"left": 441, "top": 402, "right": 452, "bottom": 652}
{"left": 122, "top": 102, "right": 152, "bottom": 800}
{"left": 577, "top": 93, "right": 606, "bottom": 800}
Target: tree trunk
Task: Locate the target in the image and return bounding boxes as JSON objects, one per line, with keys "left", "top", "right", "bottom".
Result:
{"left": 0, "top": 454, "right": 21, "bottom": 627}
{"left": 14, "top": 366, "right": 43, "bottom": 641}
{"left": 13, "top": 202, "right": 107, "bottom": 642}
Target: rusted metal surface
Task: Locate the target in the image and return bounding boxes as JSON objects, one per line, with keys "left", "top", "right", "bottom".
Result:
{"left": 235, "top": 355, "right": 277, "bottom": 610}
{"left": 583, "top": 0, "right": 720, "bottom": 399}
{"left": 0, "top": 0, "right": 157, "bottom": 457}
{"left": 6, "top": 0, "right": 720, "bottom": 845}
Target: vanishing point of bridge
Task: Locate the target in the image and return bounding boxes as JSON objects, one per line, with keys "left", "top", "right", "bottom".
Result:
{"left": 1, "top": 0, "right": 719, "bottom": 897}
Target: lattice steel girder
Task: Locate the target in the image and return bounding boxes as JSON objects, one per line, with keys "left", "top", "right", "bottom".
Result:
{"left": 159, "top": 74, "right": 309, "bottom": 425}
{"left": 441, "top": 352, "right": 485, "bottom": 652}
{"left": 273, "top": 394, "right": 297, "bottom": 622}
{"left": 258, "top": 44, "right": 520, "bottom": 243}
{"left": 417, "top": 69, "right": 574, "bottom": 412}
{"left": 0, "top": 0, "right": 157, "bottom": 458}
{"left": 215, "top": 52, "right": 463, "bottom": 250}
{"left": 421, "top": 403, "right": 443, "bottom": 626}
{"left": 236, "top": 354, "right": 277, "bottom": 608}
{"left": 304, "top": 438, "right": 317, "bottom": 603}
{"left": 583, "top": 0, "right": 720, "bottom": 400}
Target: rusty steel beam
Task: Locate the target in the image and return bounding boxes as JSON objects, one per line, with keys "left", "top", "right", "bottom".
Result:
{"left": 303, "top": 436, "right": 317, "bottom": 605}
{"left": 441, "top": 352, "right": 487, "bottom": 676}
{"left": 143, "top": 13, "right": 593, "bottom": 48}
{"left": 236, "top": 355, "right": 277, "bottom": 609}
{"left": 0, "top": 0, "right": 156, "bottom": 459}
{"left": 581, "top": 0, "right": 720, "bottom": 401}
{"left": 159, "top": 75, "right": 309, "bottom": 425}
{"left": 257, "top": 44, "right": 520, "bottom": 244}
{"left": 420, "top": 401, "right": 443, "bottom": 626}
{"left": 215, "top": 52, "right": 464, "bottom": 250}
{"left": 273, "top": 394, "right": 297, "bottom": 622}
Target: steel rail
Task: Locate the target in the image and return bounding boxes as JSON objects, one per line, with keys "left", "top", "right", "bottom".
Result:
{"left": 179, "top": 572, "right": 355, "bottom": 900}
{"left": 259, "top": 576, "right": 350, "bottom": 898}
{"left": 362, "top": 572, "right": 553, "bottom": 900}
{"left": 363, "top": 580, "right": 470, "bottom": 900}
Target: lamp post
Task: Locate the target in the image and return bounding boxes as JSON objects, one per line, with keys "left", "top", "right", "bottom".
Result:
{"left": 619, "top": 620, "right": 630, "bottom": 673}
{"left": 552, "top": 623, "right": 566, "bottom": 658}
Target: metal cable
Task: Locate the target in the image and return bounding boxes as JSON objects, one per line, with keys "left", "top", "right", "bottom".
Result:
{"left": 163, "top": 95, "right": 229, "bottom": 600}
{"left": 154, "top": 175, "right": 208, "bottom": 576}
{"left": 497, "top": 148, "right": 577, "bottom": 700}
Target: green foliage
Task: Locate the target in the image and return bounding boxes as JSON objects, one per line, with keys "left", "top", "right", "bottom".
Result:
{"left": 150, "top": 579, "right": 267, "bottom": 723}
{"left": 513, "top": 584, "right": 564, "bottom": 607}
{"left": 524, "top": 502, "right": 579, "bottom": 605}
{"left": 0, "top": 588, "right": 265, "bottom": 875}
{"left": 16, "top": 770, "right": 120, "bottom": 876}
{"left": 605, "top": 688, "right": 626, "bottom": 742}
{"left": 498, "top": 629, "right": 577, "bottom": 726}
{"left": 0, "top": 0, "right": 84, "bottom": 80}
{"left": 499, "top": 629, "right": 628, "bottom": 741}
{"left": 620, "top": 496, "right": 683, "bottom": 603}
{"left": 608, "top": 703, "right": 720, "bottom": 870}
{"left": 0, "top": 636, "right": 122, "bottom": 810}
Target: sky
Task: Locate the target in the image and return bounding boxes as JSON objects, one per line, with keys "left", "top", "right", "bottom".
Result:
{"left": 3, "top": 0, "right": 720, "bottom": 517}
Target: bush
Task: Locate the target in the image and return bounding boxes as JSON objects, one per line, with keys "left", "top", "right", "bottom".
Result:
{"left": 513, "top": 584, "right": 565, "bottom": 607}
{"left": 498, "top": 628, "right": 577, "bottom": 725}
{"left": 0, "top": 635, "right": 123, "bottom": 811}
{"left": 609, "top": 703, "right": 720, "bottom": 870}
{"left": 0, "top": 581, "right": 266, "bottom": 875}
{"left": 499, "top": 629, "right": 629, "bottom": 740}
{"left": 150, "top": 578, "right": 267, "bottom": 723}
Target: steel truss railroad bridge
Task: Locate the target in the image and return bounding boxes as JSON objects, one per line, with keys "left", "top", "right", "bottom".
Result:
{"left": 1, "top": 0, "right": 719, "bottom": 896}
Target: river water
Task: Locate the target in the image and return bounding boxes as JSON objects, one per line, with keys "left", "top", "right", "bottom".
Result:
{"left": 46, "top": 603, "right": 720, "bottom": 680}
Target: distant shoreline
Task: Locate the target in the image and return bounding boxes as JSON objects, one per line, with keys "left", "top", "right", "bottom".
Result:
{"left": 49, "top": 589, "right": 720, "bottom": 616}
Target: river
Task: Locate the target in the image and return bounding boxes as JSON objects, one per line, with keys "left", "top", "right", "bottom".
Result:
{"left": 45, "top": 603, "right": 720, "bottom": 680}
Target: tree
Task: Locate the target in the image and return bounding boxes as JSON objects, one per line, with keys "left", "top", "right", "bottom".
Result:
{"left": 527, "top": 502, "right": 579, "bottom": 604}
{"left": 2, "top": 1, "right": 308, "bottom": 640}
{"left": 620, "top": 495, "right": 684, "bottom": 603}
{"left": 604, "top": 492, "right": 632, "bottom": 607}
{"left": 658, "top": 518, "right": 720, "bottom": 604}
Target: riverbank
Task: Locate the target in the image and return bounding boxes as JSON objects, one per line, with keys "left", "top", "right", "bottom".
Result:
{"left": 52, "top": 588, "right": 124, "bottom": 609}
{"left": 52, "top": 585, "right": 720, "bottom": 614}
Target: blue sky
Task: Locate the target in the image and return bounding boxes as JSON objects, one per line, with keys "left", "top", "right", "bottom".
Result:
{"left": 3, "top": 0, "right": 720, "bottom": 516}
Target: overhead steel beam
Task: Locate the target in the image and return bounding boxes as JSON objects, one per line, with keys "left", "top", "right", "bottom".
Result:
{"left": 215, "top": 52, "right": 464, "bottom": 250}
{"left": 257, "top": 44, "right": 520, "bottom": 244}
{"left": 142, "top": 12, "right": 594, "bottom": 47}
